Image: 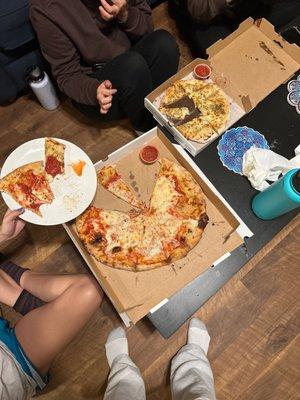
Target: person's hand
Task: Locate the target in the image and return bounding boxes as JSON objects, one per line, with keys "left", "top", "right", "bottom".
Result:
{"left": 99, "top": 0, "right": 128, "bottom": 23}
{"left": 96, "top": 80, "right": 117, "bottom": 114}
{"left": 0, "top": 208, "right": 26, "bottom": 244}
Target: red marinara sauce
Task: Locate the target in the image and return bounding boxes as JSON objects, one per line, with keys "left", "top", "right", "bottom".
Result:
{"left": 45, "top": 155, "right": 63, "bottom": 178}
{"left": 18, "top": 183, "right": 32, "bottom": 195}
{"left": 194, "top": 64, "right": 211, "bottom": 79}
{"left": 140, "top": 146, "right": 159, "bottom": 164}
{"left": 105, "top": 173, "right": 121, "bottom": 189}
{"left": 170, "top": 174, "right": 184, "bottom": 195}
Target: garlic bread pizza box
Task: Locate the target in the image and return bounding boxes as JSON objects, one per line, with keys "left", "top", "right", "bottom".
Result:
{"left": 145, "top": 18, "right": 300, "bottom": 157}
{"left": 64, "top": 128, "right": 252, "bottom": 324}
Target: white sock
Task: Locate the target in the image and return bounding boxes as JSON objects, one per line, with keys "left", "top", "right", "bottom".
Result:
{"left": 187, "top": 318, "right": 210, "bottom": 355}
{"left": 105, "top": 327, "right": 128, "bottom": 367}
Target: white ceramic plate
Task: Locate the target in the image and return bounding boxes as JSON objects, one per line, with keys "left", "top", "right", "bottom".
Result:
{"left": 0, "top": 138, "right": 97, "bottom": 225}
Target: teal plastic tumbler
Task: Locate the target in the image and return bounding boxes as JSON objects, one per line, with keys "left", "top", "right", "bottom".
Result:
{"left": 252, "top": 168, "right": 300, "bottom": 220}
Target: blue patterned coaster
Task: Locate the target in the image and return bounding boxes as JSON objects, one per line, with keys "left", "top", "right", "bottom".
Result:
{"left": 217, "top": 126, "right": 269, "bottom": 175}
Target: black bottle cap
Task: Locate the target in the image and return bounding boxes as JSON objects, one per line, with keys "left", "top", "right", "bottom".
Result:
{"left": 292, "top": 170, "right": 300, "bottom": 194}
{"left": 28, "top": 66, "right": 45, "bottom": 83}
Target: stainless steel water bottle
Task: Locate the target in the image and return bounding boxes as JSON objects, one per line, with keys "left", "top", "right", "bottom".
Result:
{"left": 28, "top": 66, "right": 59, "bottom": 110}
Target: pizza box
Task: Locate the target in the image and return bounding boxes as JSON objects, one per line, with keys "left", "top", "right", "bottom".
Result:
{"left": 145, "top": 18, "right": 300, "bottom": 157}
{"left": 63, "top": 128, "right": 253, "bottom": 325}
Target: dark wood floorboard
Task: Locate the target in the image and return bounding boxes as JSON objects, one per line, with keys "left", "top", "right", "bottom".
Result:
{"left": 0, "top": 3, "right": 299, "bottom": 399}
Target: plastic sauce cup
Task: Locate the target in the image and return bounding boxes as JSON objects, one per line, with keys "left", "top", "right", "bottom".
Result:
{"left": 193, "top": 64, "right": 212, "bottom": 80}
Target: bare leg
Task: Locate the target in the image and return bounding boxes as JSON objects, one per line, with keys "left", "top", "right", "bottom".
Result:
{"left": 0, "top": 270, "right": 22, "bottom": 307}
{"left": 15, "top": 273, "right": 103, "bottom": 375}
{"left": 19, "top": 270, "right": 93, "bottom": 302}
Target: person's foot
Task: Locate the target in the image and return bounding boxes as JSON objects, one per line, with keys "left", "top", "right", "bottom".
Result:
{"left": 187, "top": 318, "right": 210, "bottom": 355}
{"left": 105, "top": 327, "right": 129, "bottom": 367}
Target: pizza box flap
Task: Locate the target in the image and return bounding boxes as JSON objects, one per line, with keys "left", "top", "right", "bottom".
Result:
{"left": 207, "top": 17, "right": 300, "bottom": 109}
{"left": 64, "top": 128, "right": 245, "bottom": 324}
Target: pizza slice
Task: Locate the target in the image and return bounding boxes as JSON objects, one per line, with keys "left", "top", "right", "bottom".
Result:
{"left": 44, "top": 138, "right": 65, "bottom": 180}
{"left": 135, "top": 213, "right": 169, "bottom": 270}
{"left": 159, "top": 106, "right": 190, "bottom": 124}
{"left": 201, "top": 110, "right": 228, "bottom": 134}
{"left": 98, "top": 165, "right": 146, "bottom": 210}
{"left": 186, "top": 84, "right": 220, "bottom": 110}
{"left": 76, "top": 206, "right": 145, "bottom": 271}
{"left": 149, "top": 159, "right": 183, "bottom": 214}
{"left": 179, "top": 79, "right": 208, "bottom": 96}
{"left": 200, "top": 92, "right": 230, "bottom": 116}
{"left": 177, "top": 116, "right": 216, "bottom": 142}
{"left": 161, "top": 81, "right": 187, "bottom": 106}
{"left": 0, "top": 162, "right": 54, "bottom": 216}
{"left": 200, "top": 92, "right": 230, "bottom": 133}
{"left": 151, "top": 158, "right": 207, "bottom": 218}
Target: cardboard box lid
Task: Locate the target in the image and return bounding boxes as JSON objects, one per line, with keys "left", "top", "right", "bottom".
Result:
{"left": 64, "top": 129, "right": 245, "bottom": 323}
{"left": 207, "top": 18, "right": 300, "bottom": 110}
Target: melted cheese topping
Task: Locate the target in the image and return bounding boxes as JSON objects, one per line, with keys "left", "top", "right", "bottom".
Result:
{"left": 150, "top": 176, "right": 181, "bottom": 213}
{"left": 137, "top": 215, "right": 164, "bottom": 259}
{"left": 108, "top": 179, "right": 143, "bottom": 209}
{"left": 105, "top": 217, "right": 143, "bottom": 254}
{"left": 78, "top": 158, "right": 207, "bottom": 269}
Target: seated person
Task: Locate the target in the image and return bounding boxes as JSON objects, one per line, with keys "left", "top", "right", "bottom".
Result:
{"left": 168, "top": 0, "right": 300, "bottom": 58}
{"left": 29, "top": 0, "right": 180, "bottom": 133}
{"left": 0, "top": 208, "right": 103, "bottom": 399}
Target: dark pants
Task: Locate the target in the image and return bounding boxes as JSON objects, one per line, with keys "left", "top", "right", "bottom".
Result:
{"left": 169, "top": 0, "right": 300, "bottom": 58}
{"left": 73, "top": 29, "right": 180, "bottom": 132}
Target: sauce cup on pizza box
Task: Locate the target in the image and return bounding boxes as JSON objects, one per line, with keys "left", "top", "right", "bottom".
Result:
{"left": 193, "top": 63, "right": 211, "bottom": 80}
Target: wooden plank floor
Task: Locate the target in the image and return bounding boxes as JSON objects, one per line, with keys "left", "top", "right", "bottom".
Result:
{"left": 1, "top": 3, "right": 299, "bottom": 399}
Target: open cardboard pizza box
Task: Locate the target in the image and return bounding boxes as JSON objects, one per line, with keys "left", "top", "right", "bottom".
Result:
{"left": 64, "top": 128, "right": 252, "bottom": 325}
{"left": 145, "top": 18, "right": 300, "bottom": 156}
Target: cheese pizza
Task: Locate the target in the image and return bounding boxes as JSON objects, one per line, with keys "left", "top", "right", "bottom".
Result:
{"left": 76, "top": 158, "right": 209, "bottom": 271}
{"left": 159, "top": 79, "right": 230, "bottom": 143}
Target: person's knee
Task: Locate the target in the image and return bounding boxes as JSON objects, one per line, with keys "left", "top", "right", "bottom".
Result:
{"left": 74, "top": 275, "right": 103, "bottom": 307}
{"left": 118, "top": 52, "right": 149, "bottom": 86}
{"left": 151, "top": 29, "right": 180, "bottom": 60}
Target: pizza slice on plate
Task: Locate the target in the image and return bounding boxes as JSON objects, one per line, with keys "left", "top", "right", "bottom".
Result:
{"left": 44, "top": 138, "right": 65, "bottom": 180}
{"left": 98, "top": 165, "right": 146, "bottom": 210}
{"left": 0, "top": 162, "right": 54, "bottom": 216}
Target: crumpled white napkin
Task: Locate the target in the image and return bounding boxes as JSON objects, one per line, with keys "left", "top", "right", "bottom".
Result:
{"left": 242, "top": 144, "right": 300, "bottom": 191}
